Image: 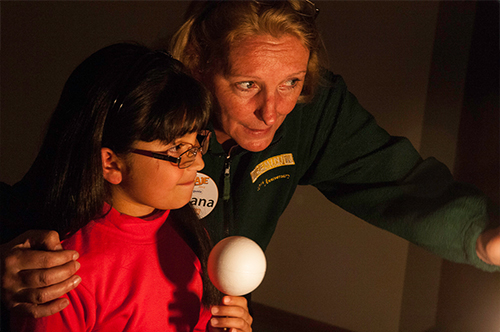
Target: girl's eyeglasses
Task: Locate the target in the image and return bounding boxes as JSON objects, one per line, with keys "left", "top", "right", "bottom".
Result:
{"left": 131, "top": 131, "right": 211, "bottom": 169}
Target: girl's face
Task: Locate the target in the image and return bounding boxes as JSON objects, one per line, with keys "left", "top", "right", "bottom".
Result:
{"left": 111, "top": 132, "right": 204, "bottom": 217}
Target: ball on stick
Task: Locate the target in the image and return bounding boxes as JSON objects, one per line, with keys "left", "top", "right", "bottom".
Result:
{"left": 208, "top": 236, "right": 267, "bottom": 296}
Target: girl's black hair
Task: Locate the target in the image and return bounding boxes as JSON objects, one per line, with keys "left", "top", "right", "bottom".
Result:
{"left": 16, "top": 42, "right": 221, "bottom": 306}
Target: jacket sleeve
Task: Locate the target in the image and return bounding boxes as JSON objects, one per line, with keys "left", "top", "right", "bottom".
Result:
{"left": 297, "top": 72, "right": 499, "bottom": 272}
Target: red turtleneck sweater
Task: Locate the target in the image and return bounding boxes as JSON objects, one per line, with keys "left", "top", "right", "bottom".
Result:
{"left": 13, "top": 205, "right": 211, "bottom": 332}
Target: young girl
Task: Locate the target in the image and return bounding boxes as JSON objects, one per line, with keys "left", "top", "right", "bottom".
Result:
{"left": 10, "top": 43, "right": 252, "bottom": 332}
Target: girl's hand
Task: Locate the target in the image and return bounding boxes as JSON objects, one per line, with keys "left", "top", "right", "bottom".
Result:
{"left": 209, "top": 296, "right": 253, "bottom": 332}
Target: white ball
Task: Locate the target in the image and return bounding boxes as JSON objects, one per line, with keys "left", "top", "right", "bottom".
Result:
{"left": 208, "top": 236, "right": 267, "bottom": 296}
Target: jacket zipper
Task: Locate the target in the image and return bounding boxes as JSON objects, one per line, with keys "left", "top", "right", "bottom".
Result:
{"left": 223, "top": 156, "right": 231, "bottom": 201}
{"left": 223, "top": 145, "right": 238, "bottom": 236}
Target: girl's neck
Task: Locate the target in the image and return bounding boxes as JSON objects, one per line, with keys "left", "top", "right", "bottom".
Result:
{"left": 105, "top": 200, "right": 162, "bottom": 220}
{"left": 140, "top": 209, "right": 165, "bottom": 221}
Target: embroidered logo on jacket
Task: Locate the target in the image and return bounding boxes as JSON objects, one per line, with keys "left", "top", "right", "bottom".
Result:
{"left": 250, "top": 153, "right": 295, "bottom": 183}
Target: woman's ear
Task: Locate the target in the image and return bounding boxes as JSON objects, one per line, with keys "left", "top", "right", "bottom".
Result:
{"left": 101, "top": 148, "right": 123, "bottom": 185}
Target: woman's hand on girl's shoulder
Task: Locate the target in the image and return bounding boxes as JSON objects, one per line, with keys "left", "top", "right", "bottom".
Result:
{"left": 1, "top": 230, "right": 81, "bottom": 318}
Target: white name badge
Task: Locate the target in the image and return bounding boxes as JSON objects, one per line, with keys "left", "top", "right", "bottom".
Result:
{"left": 190, "top": 172, "right": 219, "bottom": 219}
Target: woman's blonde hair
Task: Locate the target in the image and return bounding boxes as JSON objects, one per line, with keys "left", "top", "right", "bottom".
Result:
{"left": 170, "top": 0, "right": 326, "bottom": 102}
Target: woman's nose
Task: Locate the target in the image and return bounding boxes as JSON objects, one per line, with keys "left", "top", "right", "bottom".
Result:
{"left": 256, "top": 91, "right": 278, "bottom": 125}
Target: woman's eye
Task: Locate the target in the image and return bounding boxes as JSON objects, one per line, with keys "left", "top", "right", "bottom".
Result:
{"left": 282, "top": 79, "right": 300, "bottom": 88}
{"left": 236, "top": 81, "right": 257, "bottom": 91}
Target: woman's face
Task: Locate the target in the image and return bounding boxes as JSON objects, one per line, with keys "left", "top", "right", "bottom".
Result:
{"left": 111, "top": 132, "right": 204, "bottom": 217}
{"left": 208, "top": 34, "right": 310, "bottom": 152}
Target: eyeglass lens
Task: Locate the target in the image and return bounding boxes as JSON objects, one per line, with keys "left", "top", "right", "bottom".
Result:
{"left": 177, "top": 132, "right": 210, "bottom": 169}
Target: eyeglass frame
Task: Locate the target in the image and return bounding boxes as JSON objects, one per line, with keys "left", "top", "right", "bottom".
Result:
{"left": 131, "top": 130, "right": 211, "bottom": 169}
{"left": 304, "top": 0, "right": 320, "bottom": 19}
